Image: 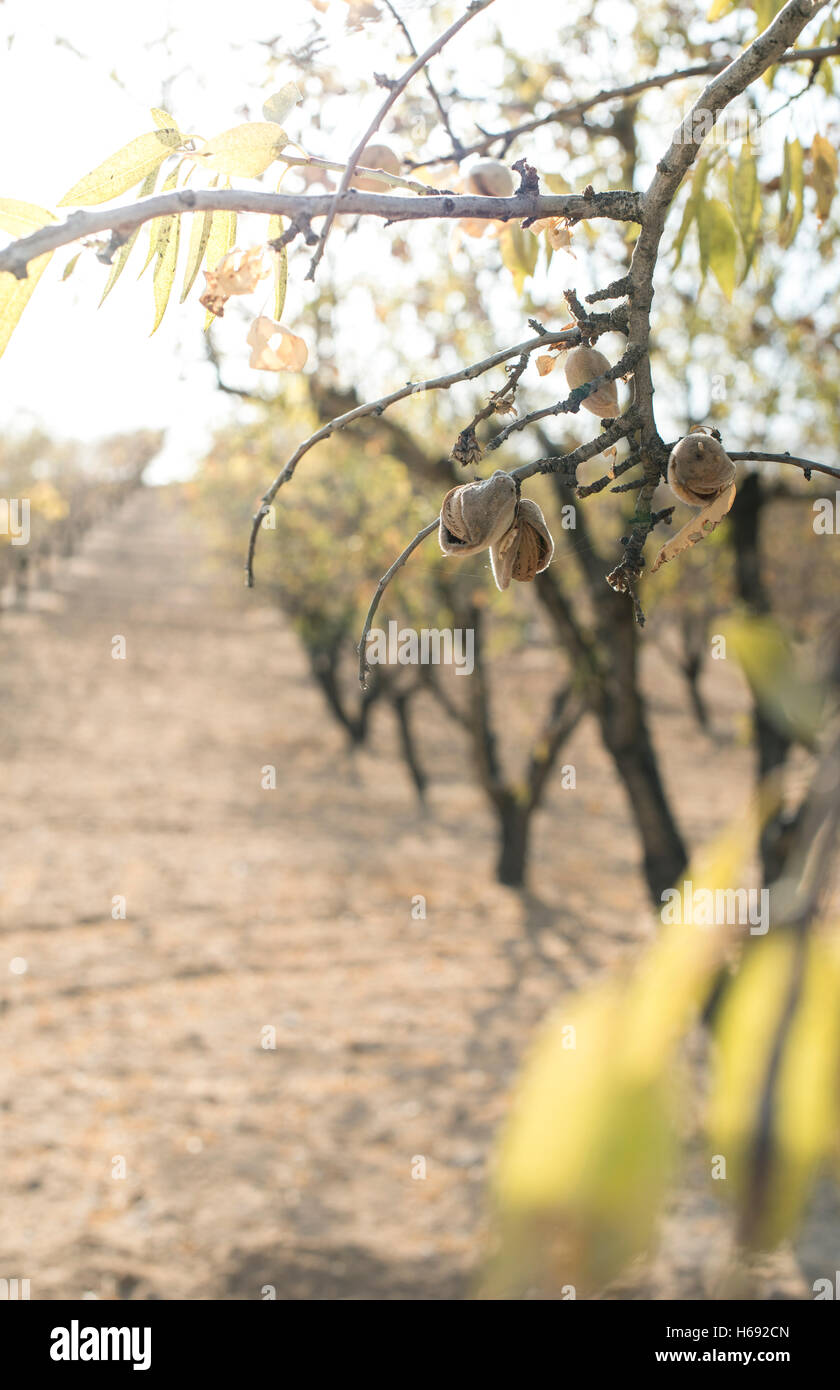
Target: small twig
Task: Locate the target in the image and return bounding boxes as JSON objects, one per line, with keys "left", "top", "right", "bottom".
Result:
{"left": 381, "top": 0, "right": 466, "bottom": 157}
{"left": 404, "top": 43, "right": 840, "bottom": 169}
{"left": 452, "top": 353, "right": 529, "bottom": 460}
{"left": 357, "top": 519, "right": 439, "bottom": 687}
{"left": 278, "top": 150, "right": 443, "bottom": 196}
{"left": 485, "top": 344, "right": 642, "bottom": 452}
{"left": 511, "top": 411, "right": 641, "bottom": 485}
{"left": 728, "top": 450, "right": 840, "bottom": 484}
{"left": 576, "top": 448, "right": 642, "bottom": 497}
{"left": 305, "top": 0, "right": 498, "bottom": 281}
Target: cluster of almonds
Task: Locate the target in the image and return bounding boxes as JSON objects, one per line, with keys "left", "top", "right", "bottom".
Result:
{"left": 438, "top": 471, "right": 554, "bottom": 591}
{"left": 199, "top": 246, "right": 308, "bottom": 373}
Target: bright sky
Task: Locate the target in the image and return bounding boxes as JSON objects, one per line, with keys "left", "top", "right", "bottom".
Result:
{"left": 0, "top": 0, "right": 832, "bottom": 481}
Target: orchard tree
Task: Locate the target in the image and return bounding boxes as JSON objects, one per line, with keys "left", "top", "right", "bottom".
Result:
{"left": 4, "top": 0, "right": 840, "bottom": 1295}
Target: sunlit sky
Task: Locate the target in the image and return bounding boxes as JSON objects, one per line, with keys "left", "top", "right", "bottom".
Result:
{"left": 0, "top": 0, "right": 832, "bottom": 482}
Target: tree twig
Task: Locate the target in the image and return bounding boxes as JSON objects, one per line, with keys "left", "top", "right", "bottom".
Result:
{"left": 381, "top": 0, "right": 466, "bottom": 157}
{"left": 405, "top": 42, "right": 840, "bottom": 168}
{"left": 304, "top": 0, "right": 498, "bottom": 281}
{"left": 356, "top": 519, "right": 439, "bottom": 687}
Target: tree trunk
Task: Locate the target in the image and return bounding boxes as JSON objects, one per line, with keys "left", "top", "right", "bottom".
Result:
{"left": 392, "top": 692, "right": 428, "bottom": 806}
{"left": 496, "top": 795, "right": 531, "bottom": 888}
{"left": 598, "top": 590, "right": 688, "bottom": 902}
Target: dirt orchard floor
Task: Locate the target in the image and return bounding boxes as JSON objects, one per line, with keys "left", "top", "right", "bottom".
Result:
{"left": 0, "top": 484, "right": 835, "bottom": 1300}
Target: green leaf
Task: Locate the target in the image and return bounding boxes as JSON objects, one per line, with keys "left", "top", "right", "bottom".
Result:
{"left": 0, "top": 200, "right": 56, "bottom": 358}
{"left": 99, "top": 167, "right": 159, "bottom": 305}
{"left": 151, "top": 204, "right": 180, "bottom": 334}
{"left": 58, "top": 128, "right": 180, "bottom": 206}
{"left": 267, "top": 213, "right": 288, "bottom": 320}
{"left": 195, "top": 123, "right": 288, "bottom": 178}
{"left": 731, "top": 143, "right": 761, "bottom": 279}
{"left": 697, "top": 194, "right": 738, "bottom": 300}
{"left": 61, "top": 252, "right": 81, "bottom": 281}
{"left": 262, "top": 82, "right": 302, "bottom": 126}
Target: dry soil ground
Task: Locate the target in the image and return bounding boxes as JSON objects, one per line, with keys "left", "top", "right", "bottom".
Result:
{"left": 1, "top": 485, "right": 836, "bottom": 1299}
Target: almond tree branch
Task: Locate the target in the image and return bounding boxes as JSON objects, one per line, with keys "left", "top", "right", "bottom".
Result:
{"left": 729, "top": 450, "right": 840, "bottom": 483}
{"left": 406, "top": 41, "right": 840, "bottom": 168}
{"left": 0, "top": 187, "right": 642, "bottom": 280}
{"left": 244, "top": 324, "right": 585, "bottom": 586}
{"left": 484, "top": 344, "right": 643, "bottom": 452}
{"left": 304, "top": 0, "right": 498, "bottom": 281}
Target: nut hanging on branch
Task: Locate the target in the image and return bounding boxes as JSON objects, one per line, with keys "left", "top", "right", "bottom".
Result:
{"left": 563, "top": 343, "right": 620, "bottom": 418}
{"left": 438, "top": 470, "right": 518, "bottom": 556}
{"left": 465, "top": 159, "right": 515, "bottom": 198}
{"left": 652, "top": 429, "right": 737, "bottom": 573}
{"left": 490, "top": 498, "right": 554, "bottom": 591}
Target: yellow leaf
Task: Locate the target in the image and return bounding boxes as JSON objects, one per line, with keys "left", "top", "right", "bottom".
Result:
{"left": 708, "top": 936, "right": 840, "bottom": 1248}
{"left": 706, "top": 0, "right": 736, "bottom": 18}
{"left": 498, "top": 222, "right": 538, "bottom": 296}
{"left": 151, "top": 107, "right": 179, "bottom": 133}
{"left": 151, "top": 207, "right": 180, "bottom": 334}
{"left": 58, "top": 128, "right": 180, "bottom": 206}
{"left": 697, "top": 194, "right": 738, "bottom": 299}
{"left": 811, "top": 132, "right": 838, "bottom": 222}
{"left": 722, "top": 615, "right": 825, "bottom": 745}
{"left": 181, "top": 209, "right": 214, "bottom": 303}
{"left": 262, "top": 82, "right": 302, "bottom": 125}
{"left": 195, "top": 123, "right": 288, "bottom": 178}
{"left": 0, "top": 200, "right": 56, "bottom": 358}
{"left": 203, "top": 208, "right": 237, "bottom": 329}
{"left": 731, "top": 143, "right": 761, "bottom": 278}
{"left": 138, "top": 166, "right": 180, "bottom": 276}
{"left": 780, "top": 137, "right": 804, "bottom": 247}
{"left": 100, "top": 167, "right": 159, "bottom": 305}
{"left": 489, "top": 816, "right": 753, "bottom": 1296}
{"left": 0, "top": 198, "right": 57, "bottom": 237}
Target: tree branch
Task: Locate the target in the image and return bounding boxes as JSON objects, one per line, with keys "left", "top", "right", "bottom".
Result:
{"left": 244, "top": 324, "right": 583, "bottom": 586}
{"left": 406, "top": 42, "right": 840, "bottom": 168}
{"left": 0, "top": 187, "right": 643, "bottom": 280}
